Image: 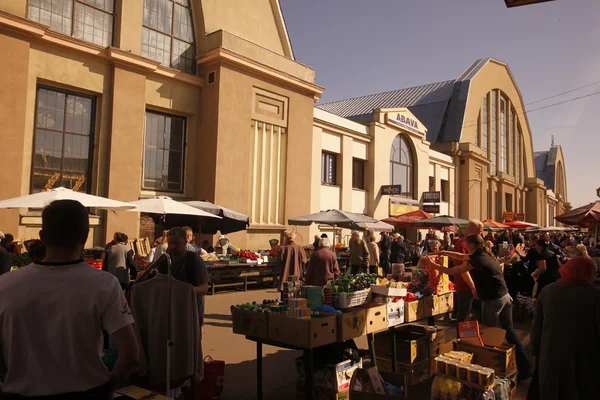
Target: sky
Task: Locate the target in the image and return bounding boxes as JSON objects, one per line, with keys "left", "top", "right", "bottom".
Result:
{"left": 279, "top": 0, "right": 600, "bottom": 209}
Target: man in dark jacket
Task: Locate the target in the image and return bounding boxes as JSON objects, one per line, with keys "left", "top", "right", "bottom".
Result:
{"left": 379, "top": 231, "right": 392, "bottom": 275}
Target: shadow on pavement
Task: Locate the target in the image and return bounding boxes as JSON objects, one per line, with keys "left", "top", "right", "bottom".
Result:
{"left": 221, "top": 348, "right": 301, "bottom": 400}
{"left": 204, "top": 313, "right": 234, "bottom": 321}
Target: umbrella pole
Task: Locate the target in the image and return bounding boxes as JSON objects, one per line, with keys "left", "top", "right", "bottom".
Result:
{"left": 333, "top": 224, "right": 336, "bottom": 248}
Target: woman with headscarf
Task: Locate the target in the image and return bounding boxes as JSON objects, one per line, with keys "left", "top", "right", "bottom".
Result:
{"left": 528, "top": 256, "right": 600, "bottom": 400}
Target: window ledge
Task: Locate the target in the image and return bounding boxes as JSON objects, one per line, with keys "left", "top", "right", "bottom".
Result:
{"left": 139, "top": 190, "right": 189, "bottom": 200}
{"left": 321, "top": 183, "right": 340, "bottom": 189}
{"left": 352, "top": 188, "right": 368, "bottom": 192}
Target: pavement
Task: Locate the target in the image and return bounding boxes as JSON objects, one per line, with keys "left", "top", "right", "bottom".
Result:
{"left": 204, "top": 288, "right": 532, "bottom": 400}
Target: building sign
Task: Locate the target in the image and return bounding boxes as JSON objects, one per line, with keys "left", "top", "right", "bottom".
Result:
{"left": 381, "top": 185, "right": 402, "bottom": 196}
{"left": 389, "top": 199, "right": 419, "bottom": 217}
{"left": 422, "top": 204, "right": 440, "bottom": 214}
{"left": 385, "top": 109, "right": 427, "bottom": 137}
{"left": 514, "top": 213, "right": 525, "bottom": 221}
{"left": 503, "top": 211, "right": 514, "bottom": 222}
{"left": 422, "top": 191, "right": 441, "bottom": 203}
{"left": 504, "top": 0, "right": 555, "bottom": 8}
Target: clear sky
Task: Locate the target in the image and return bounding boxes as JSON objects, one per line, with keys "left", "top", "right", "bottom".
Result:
{"left": 280, "top": 0, "right": 600, "bottom": 209}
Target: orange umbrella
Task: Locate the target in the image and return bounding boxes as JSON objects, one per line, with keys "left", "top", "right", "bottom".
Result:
{"left": 381, "top": 210, "right": 433, "bottom": 227}
{"left": 482, "top": 219, "right": 510, "bottom": 229}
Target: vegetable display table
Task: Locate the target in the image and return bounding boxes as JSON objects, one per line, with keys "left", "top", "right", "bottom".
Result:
{"left": 207, "top": 263, "right": 280, "bottom": 295}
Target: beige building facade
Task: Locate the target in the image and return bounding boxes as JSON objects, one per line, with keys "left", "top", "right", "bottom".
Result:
{"left": 318, "top": 58, "right": 568, "bottom": 227}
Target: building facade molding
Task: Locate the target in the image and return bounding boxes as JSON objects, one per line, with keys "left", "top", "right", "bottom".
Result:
{"left": 196, "top": 47, "right": 324, "bottom": 101}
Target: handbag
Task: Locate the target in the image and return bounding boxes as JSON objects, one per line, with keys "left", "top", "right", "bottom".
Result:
{"left": 194, "top": 356, "right": 225, "bottom": 400}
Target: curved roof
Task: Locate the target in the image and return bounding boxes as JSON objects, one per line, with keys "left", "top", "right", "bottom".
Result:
{"left": 316, "top": 57, "right": 502, "bottom": 144}
{"left": 534, "top": 146, "right": 561, "bottom": 191}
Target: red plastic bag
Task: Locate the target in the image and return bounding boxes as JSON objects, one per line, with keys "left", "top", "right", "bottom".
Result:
{"left": 195, "top": 356, "right": 225, "bottom": 400}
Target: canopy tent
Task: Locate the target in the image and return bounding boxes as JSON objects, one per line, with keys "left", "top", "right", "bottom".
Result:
{"left": 555, "top": 201, "right": 600, "bottom": 245}
{"left": 126, "top": 196, "right": 221, "bottom": 219}
{"left": 288, "top": 209, "right": 378, "bottom": 246}
{"left": 482, "top": 219, "right": 510, "bottom": 230}
{"left": 174, "top": 200, "right": 250, "bottom": 234}
{"left": 411, "top": 215, "right": 470, "bottom": 229}
{"left": 349, "top": 221, "right": 394, "bottom": 233}
{"left": 381, "top": 210, "right": 433, "bottom": 227}
{"left": 0, "top": 187, "right": 136, "bottom": 211}
{"left": 504, "top": 221, "right": 539, "bottom": 230}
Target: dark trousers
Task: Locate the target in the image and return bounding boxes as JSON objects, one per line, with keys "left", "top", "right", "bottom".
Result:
{"left": 481, "top": 294, "right": 533, "bottom": 375}
{"left": 369, "top": 265, "right": 378, "bottom": 275}
{"left": 455, "top": 291, "right": 473, "bottom": 322}
{"left": 351, "top": 264, "right": 366, "bottom": 275}
{"left": 1, "top": 382, "right": 111, "bottom": 400}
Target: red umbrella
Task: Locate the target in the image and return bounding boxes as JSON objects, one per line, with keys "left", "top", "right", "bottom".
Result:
{"left": 482, "top": 219, "right": 510, "bottom": 229}
{"left": 555, "top": 201, "right": 600, "bottom": 227}
{"left": 381, "top": 210, "right": 433, "bottom": 226}
{"left": 504, "top": 221, "right": 539, "bottom": 229}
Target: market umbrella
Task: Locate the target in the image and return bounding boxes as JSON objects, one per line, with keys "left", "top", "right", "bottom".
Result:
{"left": 180, "top": 200, "right": 250, "bottom": 234}
{"left": 126, "top": 196, "right": 221, "bottom": 219}
{"left": 288, "top": 209, "right": 378, "bottom": 246}
{"left": 411, "top": 215, "right": 470, "bottom": 229}
{"left": 504, "top": 221, "right": 539, "bottom": 230}
{"left": 0, "top": 186, "right": 136, "bottom": 210}
{"left": 482, "top": 219, "right": 510, "bottom": 229}
{"left": 349, "top": 221, "right": 394, "bottom": 232}
{"left": 381, "top": 210, "right": 433, "bottom": 226}
{"left": 555, "top": 201, "right": 600, "bottom": 245}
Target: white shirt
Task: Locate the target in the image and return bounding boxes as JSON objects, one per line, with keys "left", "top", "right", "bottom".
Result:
{"left": 0, "top": 261, "right": 134, "bottom": 396}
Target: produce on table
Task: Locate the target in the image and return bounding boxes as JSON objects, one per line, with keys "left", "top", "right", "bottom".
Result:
{"left": 269, "top": 245, "right": 281, "bottom": 258}
{"left": 330, "top": 273, "right": 378, "bottom": 293}
{"left": 234, "top": 250, "right": 260, "bottom": 261}
{"left": 202, "top": 253, "right": 219, "bottom": 262}
{"left": 11, "top": 253, "right": 32, "bottom": 269}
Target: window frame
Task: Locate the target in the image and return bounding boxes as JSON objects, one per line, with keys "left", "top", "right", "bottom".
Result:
{"left": 30, "top": 85, "right": 96, "bottom": 194}
{"left": 26, "top": 0, "right": 116, "bottom": 47}
{"left": 352, "top": 158, "right": 365, "bottom": 190}
{"left": 141, "top": 0, "right": 197, "bottom": 74}
{"left": 321, "top": 151, "right": 338, "bottom": 186}
{"left": 390, "top": 134, "right": 414, "bottom": 199}
{"left": 142, "top": 109, "right": 187, "bottom": 193}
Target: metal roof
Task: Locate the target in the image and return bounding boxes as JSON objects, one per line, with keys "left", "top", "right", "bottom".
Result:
{"left": 316, "top": 58, "right": 497, "bottom": 144}
{"left": 534, "top": 147, "right": 559, "bottom": 190}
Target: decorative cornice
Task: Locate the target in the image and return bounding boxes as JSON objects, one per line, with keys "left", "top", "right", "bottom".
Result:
{"left": 313, "top": 119, "right": 371, "bottom": 142}
{"left": 196, "top": 47, "right": 324, "bottom": 101}
{"left": 0, "top": 11, "right": 204, "bottom": 87}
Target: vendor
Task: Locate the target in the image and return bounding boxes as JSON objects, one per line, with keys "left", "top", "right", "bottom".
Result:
{"left": 214, "top": 235, "right": 235, "bottom": 256}
{"left": 305, "top": 238, "right": 340, "bottom": 286}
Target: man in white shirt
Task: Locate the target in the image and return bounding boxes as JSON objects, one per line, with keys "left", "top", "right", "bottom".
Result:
{"left": 0, "top": 200, "right": 139, "bottom": 397}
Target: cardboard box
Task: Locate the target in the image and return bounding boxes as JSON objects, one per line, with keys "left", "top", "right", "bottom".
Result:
{"left": 435, "top": 292, "right": 454, "bottom": 315}
{"left": 453, "top": 340, "right": 517, "bottom": 377}
{"left": 296, "top": 357, "right": 362, "bottom": 392}
{"left": 458, "top": 321, "right": 484, "bottom": 346}
{"left": 374, "top": 331, "right": 429, "bottom": 364}
{"left": 376, "top": 357, "right": 429, "bottom": 386}
{"left": 370, "top": 284, "right": 408, "bottom": 298}
{"left": 401, "top": 324, "right": 446, "bottom": 357}
{"left": 373, "top": 294, "right": 405, "bottom": 328}
{"left": 337, "top": 308, "right": 367, "bottom": 342}
{"left": 269, "top": 314, "right": 337, "bottom": 348}
{"left": 422, "top": 296, "right": 436, "bottom": 318}
{"left": 231, "top": 307, "right": 268, "bottom": 339}
{"left": 404, "top": 300, "right": 424, "bottom": 322}
{"left": 350, "top": 369, "right": 408, "bottom": 400}
{"left": 359, "top": 303, "right": 388, "bottom": 334}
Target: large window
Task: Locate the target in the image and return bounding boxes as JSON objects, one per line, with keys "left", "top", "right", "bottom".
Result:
{"left": 481, "top": 95, "right": 488, "bottom": 151}
{"left": 28, "top": 0, "right": 114, "bottom": 47}
{"left": 352, "top": 158, "right": 365, "bottom": 190}
{"left": 141, "top": 0, "right": 196, "bottom": 74}
{"left": 500, "top": 97, "right": 507, "bottom": 173}
{"left": 143, "top": 111, "right": 186, "bottom": 192}
{"left": 491, "top": 91, "right": 497, "bottom": 175}
{"left": 390, "top": 135, "right": 414, "bottom": 199}
{"left": 509, "top": 109, "right": 515, "bottom": 176}
{"left": 31, "top": 87, "right": 94, "bottom": 194}
{"left": 321, "top": 152, "right": 337, "bottom": 185}
{"left": 516, "top": 125, "right": 522, "bottom": 185}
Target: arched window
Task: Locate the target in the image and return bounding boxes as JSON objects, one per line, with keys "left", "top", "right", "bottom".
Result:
{"left": 141, "top": 0, "right": 196, "bottom": 74}
{"left": 390, "top": 135, "right": 414, "bottom": 199}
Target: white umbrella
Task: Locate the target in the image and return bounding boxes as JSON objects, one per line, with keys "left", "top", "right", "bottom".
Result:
{"left": 126, "top": 196, "right": 221, "bottom": 219}
{"left": 0, "top": 187, "right": 136, "bottom": 210}
{"left": 350, "top": 221, "right": 395, "bottom": 232}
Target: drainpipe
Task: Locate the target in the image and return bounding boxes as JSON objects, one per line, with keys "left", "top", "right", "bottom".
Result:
{"left": 448, "top": 142, "right": 462, "bottom": 218}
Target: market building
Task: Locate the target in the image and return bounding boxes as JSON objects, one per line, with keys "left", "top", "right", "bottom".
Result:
{"left": 534, "top": 144, "right": 568, "bottom": 226}
{"left": 0, "top": 0, "right": 323, "bottom": 248}
{"left": 318, "top": 58, "right": 567, "bottom": 227}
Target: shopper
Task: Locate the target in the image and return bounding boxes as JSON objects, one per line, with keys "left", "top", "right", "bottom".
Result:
{"left": 305, "top": 238, "right": 340, "bottom": 286}
{"left": 0, "top": 200, "right": 139, "bottom": 397}
{"left": 379, "top": 231, "right": 392, "bottom": 275}
{"left": 422, "top": 233, "right": 533, "bottom": 380}
{"left": 184, "top": 226, "right": 206, "bottom": 255}
{"left": 575, "top": 243, "right": 590, "bottom": 257}
{"left": 104, "top": 232, "right": 137, "bottom": 290}
{"left": 349, "top": 231, "right": 369, "bottom": 275}
{"left": 26, "top": 239, "right": 46, "bottom": 263}
{"left": 366, "top": 235, "right": 380, "bottom": 275}
{"left": 529, "top": 256, "right": 600, "bottom": 400}
{"left": 278, "top": 230, "right": 307, "bottom": 290}
{"left": 0, "top": 232, "right": 12, "bottom": 275}
{"left": 1, "top": 233, "right": 19, "bottom": 254}
{"left": 390, "top": 233, "right": 406, "bottom": 265}
{"left": 166, "top": 227, "right": 209, "bottom": 328}
{"left": 531, "top": 239, "right": 561, "bottom": 298}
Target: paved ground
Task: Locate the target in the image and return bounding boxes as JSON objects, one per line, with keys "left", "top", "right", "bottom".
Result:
{"left": 204, "top": 288, "right": 532, "bottom": 400}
